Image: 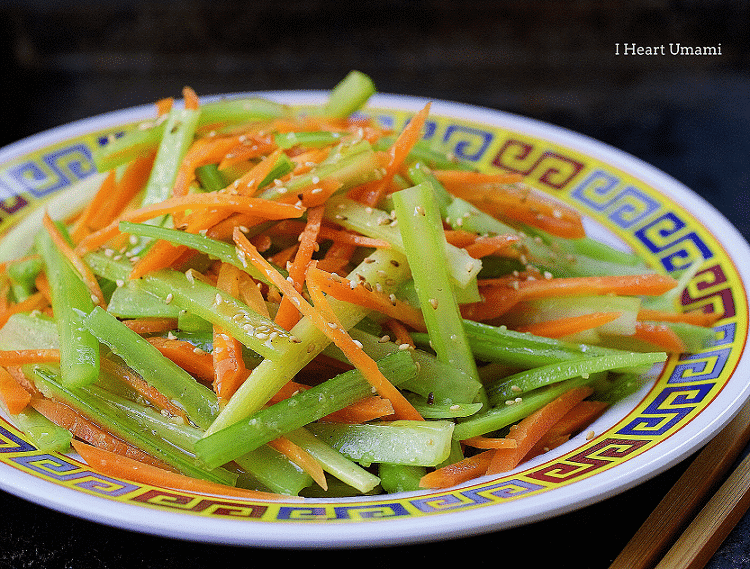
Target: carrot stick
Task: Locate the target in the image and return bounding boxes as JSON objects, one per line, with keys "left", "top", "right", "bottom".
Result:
{"left": 42, "top": 213, "right": 106, "bottom": 308}
{"left": 0, "top": 365, "right": 31, "bottom": 414}
{"left": 274, "top": 205, "right": 325, "bottom": 330}
{"left": 514, "top": 311, "right": 623, "bottom": 339}
{"left": 100, "top": 358, "right": 189, "bottom": 421}
{"left": 93, "top": 152, "right": 156, "bottom": 230}
{"left": 431, "top": 170, "right": 524, "bottom": 186}
{"left": 237, "top": 271, "right": 270, "bottom": 318}
{"left": 316, "top": 241, "right": 357, "bottom": 274}
{"left": 463, "top": 235, "right": 520, "bottom": 259}
{"left": 31, "top": 397, "right": 166, "bottom": 467}
{"left": 128, "top": 239, "right": 188, "bottom": 280}
{"left": 233, "top": 230, "right": 422, "bottom": 421}
{"left": 212, "top": 263, "right": 249, "bottom": 401}
{"left": 0, "top": 292, "right": 49, "bottom": 329}
{"left": 122, "top": 317, "right": 178, "bottom": 335}
{"left": 383, "top": 319, "right": 416, "bottom": 348}
{"left": 527, "top": 400, "right": 608, "bottom": 459}
{"left": 155, "top": 97, "right": 174, "bottom": 116}
{"left": 71, "top": 440, "right": 283, "bottom": 500}
{"left": 182, "top": 86, "right": 200, "bottom": 111}
{"left": 460, "top": 435, "right": 519, "bottom": 450}
{"left": 322, "top": 395, "right": 395, "bottom": 423}
{"left": 69, "top": 170, "right": 118, "bottom": 242}
{"left": 0, "top": 349, "right": 60, "bottom": 365}
{"left": 637, "top": 307, "right": 723, "bottom": 327}
{"left": 146, "top": 337, "right": 215, "bottom": 383}
{"left": 267, "top": 436, "right": 328, "bottom": 490}
{"left": 486, "top": 385, "right": 594, "bottom": 474}
{"left": 632, "top": 321, "right": 687, "bottom": 353}
{"left": 306, "top": 266, "right": 426, "bottom": 332}
{"left": 419, "top": 449, "right": 495, "bottom": 489}
{"left": 269, "top": 220, "right": 390, "bottom": 248}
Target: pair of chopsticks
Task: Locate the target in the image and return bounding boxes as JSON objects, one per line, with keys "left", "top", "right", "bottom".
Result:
{"left": 609, "top": 399, "right": 750, "bottom": 569}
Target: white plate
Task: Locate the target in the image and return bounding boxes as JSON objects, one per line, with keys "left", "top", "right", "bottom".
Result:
{"left": 0, "top": 92, "right": 748, "bottom": 548}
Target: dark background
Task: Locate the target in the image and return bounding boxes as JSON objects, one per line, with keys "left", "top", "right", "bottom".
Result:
{"left": 0, "top": 1, "right": 749, "bottom": 567}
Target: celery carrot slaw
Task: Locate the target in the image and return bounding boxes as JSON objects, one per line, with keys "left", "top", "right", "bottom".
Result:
{"left": 0, "top": 71, "right": 722, "bottom": 498}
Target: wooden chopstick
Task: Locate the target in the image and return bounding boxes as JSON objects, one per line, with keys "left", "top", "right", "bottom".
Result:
{"left": 609, "top": 399, "right": 750, "bottom": 569}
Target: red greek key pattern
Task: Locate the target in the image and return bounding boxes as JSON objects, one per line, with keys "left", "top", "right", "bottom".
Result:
{"left": 491, "top": 139, "right": 585, "bottom": 190}
{"left": 130, "top": 489, "right": 268, "bottom": 518}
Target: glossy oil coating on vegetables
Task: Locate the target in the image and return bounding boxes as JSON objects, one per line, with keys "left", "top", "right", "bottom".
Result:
{"left": 0, "top": 71, "right": 721, "bottom": 498}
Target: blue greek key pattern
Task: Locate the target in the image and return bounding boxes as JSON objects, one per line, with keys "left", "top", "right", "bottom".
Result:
{"left": 0, "top": 424, "right": 36, "bottom": 454}
{"left": 410, "top": 478, "right": 545, "bottom": 513}
{"left": 634, "top": 212, "right": 714, "bottom": 272}
{"left": 570, "top": 169, "right": 661, "bottom": 228}
{"left": 6, "top": 144, "right": 96, "bottom": 198}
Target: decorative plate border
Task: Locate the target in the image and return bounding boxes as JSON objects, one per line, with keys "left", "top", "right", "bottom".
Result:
{"left": 0, "top": 92, "right": 747, "bottom": 547}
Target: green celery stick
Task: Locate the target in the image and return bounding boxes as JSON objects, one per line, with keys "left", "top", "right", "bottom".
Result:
{"left": 392, "top": 183, "right": 482, "bottom": 394}
{"left": 306, "top": 420, "right": 455, "bottom": 467}
{"left": 233, "top": 446, "right": 312, "bottom": 496}
{"left": 195, "top": 352, "right": 417, "bottom": 469}
{"left": 452, "top": 378, "right": 592, "bottom": 441}
{"left": 286, "top": 428, "right": 381, "bottom": 494}
{"left": 378, "top": 463, "right": 426, "bottom": 493}
{"left": 13, "top": 407, "right": 72, "bottom": 453}
{"left": 204, "top": 247, "right": 411, "bottom": 436}
{"left": 274, "top": 131, "right": 344, "bottom": 149}
{"left": 320, "top": 70, "right": 376, "bottom": 119}
{"left": 195, "top": 164, "right": 226, "bottom": 191}
{"left": 29, "top": 364, "right": 235, "bottom": 485}
{"left": 35, "top": 230, "right": 99, "bottom": 388}
{"left": 404, "top": 393, "right": 483, "bottom": 419}
{"left": 83, "top": 306, "right": 219, "bottom": 430}
{"left": 0, "top": 313, "right": 59, "bottom": 350}
{"left": 485, "top": 351, "right": 666, "bottom": 407}
{"left": 106, "top": 279, "right": 181, "bottom": 319}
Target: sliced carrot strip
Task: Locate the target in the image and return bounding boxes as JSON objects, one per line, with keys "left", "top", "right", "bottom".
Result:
{"left": 432, "top": 170, "right": 524, "bottom": 186}
{"left": 0, "top": 349, "right": 60, "bottom": 365}
{"left": 122, "top": 317, "right": 178, "bottom": 335}
{"left": 146, "top": 337, "right": 215, "bottom": 383}
{"left": 322, "top": 395, "right": 395, "bottom": 424}
{"left": 0, "top": 365, "right": 32, "bottom": 414}
{"left": 419, "top": 449, "right": 495, "bottom": 489}
{"left": 212, "top": 263, "right": 249, "bottom": 401}
{"left": 514, "top": 311, "right": 622, "bottom": 339}
{"left": 637, "top": 307, "right": 723, "bottom": 327}
{"left": 72, "top": 440, "right": 284, "bottom": 500}
{"left": 632, "top": 321, "right": 687, "bottom": 353}
{"left": 267, "top": 436, "right": 327, "bottom": 490}
{"left": 460, "top": 436, "right": 519, "bottom": 450}
{"left": 527, "top": 400, "right": 608, "bottom": 459}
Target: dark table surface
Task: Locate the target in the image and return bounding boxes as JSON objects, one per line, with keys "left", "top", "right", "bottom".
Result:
{"left": 0, "top": 2, "right": 749, "bottom": 567}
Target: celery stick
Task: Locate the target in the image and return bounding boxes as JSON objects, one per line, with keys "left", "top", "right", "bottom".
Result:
{"left": 379, "top": 463, "right": 426, "bottom": 493}
{"left": 404, "top": 393, "right": 483, "bottom": 419}
{"left": 14, "top": 407, "right": 72, "bottom": 452}
{"left": 140, "top": 105, "right": 201, "bottom": 208}
{"left": 83, "top": 251, "right": 131, "bottom": 283}
{"left": 233, "top": 447, "right": 312, "bottom": 496}
{"left": 137, "top": 268, "right": 295, "bottom": 360}
{"left": 324, "top": 194, "right": 482, "bottom": 288}
{"left": 452, "top": 377, "right": 591, "bottom": 441}
{"left": 83, "top": 306, "right": 219, "bottom": 430}
{"left": 35, "top": 231, "right": 99, "bottom": 388}
{"left": 197, "top": 97, "right": 289, "bottom": 126}
{"left": 0, "top": 313, "right": 59, "bottom": 350}
{"left": 485, "top": 351, "right": 665, "bottom": 407}
{"left": 406, "top": 161, "right": 454, "bottom": 217}
{"left": 205, "top": 247, "right": 411, "bottom": 436}
{"left": 195, "top": 352, "right": 417, "bottom": 469}
{"left": 320, "top": 70, "right": 376, "bottom": 119}
{"left": 392, "top": 183, "right": 482, "bottom": 391}
{"left": 106, "top": 280, "right": 181, "bottom": 319}
{"left": 7, "top": 257, "right": 43, "bottom": 293}
{"left": 325, "top": 327, "right": 483, "bottom": 404}
{"left": 274, "top": 131, "right": 344, "bottom": 149}
{"left": 286, "top": 428, "right": 381, "bottom": 494}
{"left": 29, "top": 364, "right": 235, "bottom": 485}
{"left": 306, "top": 420, "right": 455, "bottom": 467}
{"left": 195, "top": 164, "right": 226, "bottom": 191}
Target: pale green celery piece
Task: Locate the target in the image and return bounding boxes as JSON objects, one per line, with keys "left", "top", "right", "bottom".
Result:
{"left": 197, "top": 97, "right": 289, "bottom": 126}
{"left": 106, "top": 280, "right": 181, "bottom": 319}
{"left": 0, "top": 313, "right": 59, "bottom": 350}
{"left": 137, "top": 268, "right": 294, "bottom": 360}
{"left": 325, "top": 326, "right": 483, "bottom": 405}
{"left": 306, "top": 420, "right": 455, "bottom": 467}
{"left": 29, "top": 364, "right": 236, "bottom": 485}
{"left": 452, "top": 377, "right": 591, "bottom": 441}
{"left": 140, "top": 105, "right": 201, "bottom": 208}
{"left": 285, "top": 428, "right": 381, "bottom": 494}
{"left": 323, "top": 194, "right": 482, "bottom": 288}
{"left": 83, "top": 251, "right": 131, "bottom": 283}
{"left": 405, "top": 161, "right": 454, "bottom": 217}
{"left": 404, "top": 393, "right": 483, "bottom": 419}
{"left": 233, "top": 447, "right": 313, "bottom": 496}
{"left": 14, "top": 408, "right": 72, "bottom": 453}
{"left": 392, "top": 183, "right": 483, "bottom": 395}
{"left": 274, "top": 131, "right": 344, "bottom": 149}
{"left": 642, "top": 260, "right": 703, "bottom": 312}
{"left": 177, "top": 310, "right": 213, "bottom": 334}
{"left": 520, "top": 295, "right": 642, "bottom": 337}
{"left": 35, "top": 230, "right": 99, "bottom": 388}
{"left": 7, "top": 257, "right": 43, "bottom": 292}
{"left": 204, "top": 247, "right": 411, "bottom": 436}
{"left": 320, "top": 70, "right": 376, "bottom": 119}
{"left": 83, "top": 306, "right": 219, "bottom": 430}
{"left": 378, "top": 463, "right": 426, "bottom": 493}
{"left": 195, "top": 164, "right": 226, "bottom": 192}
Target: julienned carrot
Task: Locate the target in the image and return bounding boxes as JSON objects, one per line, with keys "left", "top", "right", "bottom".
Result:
{"left": 431, "top": 170, "right": 524, "bottom": 186}
{"left": 182, "top": 86, "right": 200, "bottom": 111}
{"left": 460, "top": 435, "right": 518, "bottom": 450}
{"left": 100, "top": 358, "right": 189, "bottom": 421}
{"left": 323, "top": 395, "right": 395, "bottom": 423}
{"left": 419, "top": 449, "right": 495, "bottom": 489}
{"left": 42, "top": 213, "right": 106, "bottom": 308}
{"left": 32, "top": 397, "right": 167, "bottom": 468}
{"left": 145, "top": 337, "right": 215, "bottom": 383}
{"left": 316, "top": 241, "right": 357, "bottom": 274}
{"left": 637, "top": 307, "right": 723, "bottom": 327}
{"left": 267, "top": 436, "right": 328, "bottom": 490}
{"left": 156, "top": 97, "right": 174, "bottom": 116}
{"left": 122, "top": 317, "right": 179, "bottom": 334}
{"left": 71, "top": 440, "right": 284, "bottom": 500}
{"left": 229, "top": 148, "right": 285, "bottom": 197}
{"left": 0, "top": 292, "right": 49, "bottom": 329}
{"left": 234, "top": 228, "right": 422, "bottom": 421}
{"left": 94, "top": 152, "right": 156, "bottom": 230}
{"left": 0, "top": 365, "right": 31, "bottom": 414}
{"left": 463, "top": 235, "right": 521, "bottom": 259}
{"left": 383, "top": 319, "right": 416, "bottom": 348}
{"left": 0, "top": 349, "right": 60, "bottom": 365}
{"left": 486, "top": 385, "right": 594, "bottom": 474}
{"left": 275, "top": 205, "right": 325, "bottom": 330}
{"left": 463, "top": 273, "right": 679, "bottom": 321}
{"left": 213, "top": 263, "right": 249, "bottom": 401}
{"left": 527, "top": 400, "right": 608, "bottom": 459}
{"left": 353, "top": 102, "right": 431, "bottom": 206}
{"left": 632, "top": 321, "right": 687, "bottom": 353}
{"left": 70, "top": 170, "right": 118, "bottom": 242}
{"left": 306, "top": 266, "right": 426, "bottom": 332}
{"left": 514, "top": 311, "right": 623, "bottom": 339}
{"left": 237, "top": 271, "right": 270, "bottom": 318}
{"left": 269, "top": 220, "right": 390, "bottom": 249}
{"left": 217, "top": 134, "right": 276, "bottom": 171}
